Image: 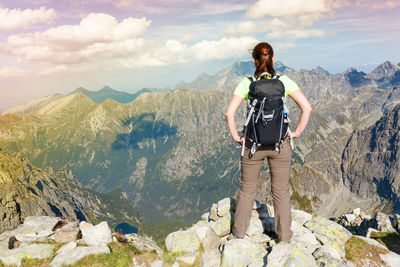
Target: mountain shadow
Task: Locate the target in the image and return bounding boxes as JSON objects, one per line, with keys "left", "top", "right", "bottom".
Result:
{"left": 111, "top": 113, "right": 178, "bottom": 150}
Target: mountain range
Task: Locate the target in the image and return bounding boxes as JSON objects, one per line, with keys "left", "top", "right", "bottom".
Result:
{"left": 1, "top": 60, "right": 400, "bottom": 229}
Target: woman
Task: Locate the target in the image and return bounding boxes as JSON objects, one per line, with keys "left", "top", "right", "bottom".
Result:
{"left": 225, "top": 42, "right": 312, "bottom": 242}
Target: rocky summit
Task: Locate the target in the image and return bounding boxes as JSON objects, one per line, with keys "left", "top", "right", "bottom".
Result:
{"left": 1, "top": 197, "right": 399, "bottom": 266}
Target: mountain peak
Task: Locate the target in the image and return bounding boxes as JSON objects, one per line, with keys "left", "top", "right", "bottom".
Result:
{"left": 99, "top": 86, "right": 114, "bottom": 92}
{"left": 313, "top": 66, "right": 329, "bottom": 75}
{"left": 369, "top": 61, "right": 398, "bottom": 81}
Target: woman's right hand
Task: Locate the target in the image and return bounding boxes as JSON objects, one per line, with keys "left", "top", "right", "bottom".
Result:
{"left": 225, "top": 95, "right": 245, "bottom": 144}
{"left": 233, "top": 135, "right": 244, "bottom": 144}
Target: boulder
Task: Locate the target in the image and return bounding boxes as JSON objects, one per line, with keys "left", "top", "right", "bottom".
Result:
{"left": 267, "top": 242, "right": 316, "bottom": 267}
{"left": 314, "top": 253, "right": 355, "bottom": 267}
{"left": 165, "top": 230, "right": 200, "bottom": 253}
{"left": 211, "top": 214, "right": 232, "bottom": 237}
{"left": 245, "top": 233, "right": 270, "bottom": 244}
{"left": 201, "top": 228, "right": 220, "bottom": 251}
{"left": 353, "top": 208, "right": 361, "bottom": 217}
{"left": 56, "top": 241, "right": 77, "bottom": 254}
{"left": 50, "top": 245, "right": 110, "bottom": 267}
{"left": 217, "top": 198, "right": 232, "bottom": 217}
{"left": 312, "top": 244, "right": 341, "bottom": 259}
{"left": 79, "top": 221, "right": 112, "bottom": 246}
{"left": 373, "top": 212, "right": 396, "bottom": 232}
{"left": 201, "top": 212, "right": 210, "bottom": 221}
{"left": 176, "top": 252, "right": 199, "bottom": 265}
{"left": 221, "top": 239, "right": 267, "bottom": 266}
{"left": 304, "top": 216, "right": 352, "bottom": 257}
{"left": 0, "top": 243, "right": 54, "bottom": 266}
{"left": 246, "top": 215, "right": 264, "bottom": 236}
{"left": 151, "top": 260, "right": 164, "bottom": 267}
{"left": 210, "top": 203, "right": 219, "bottom": 221}
{"left": 393, "top": 214, "right": 400, "bottom": 232}
{"left": 345, "top": 214, "right": 357, "bottom": 224}
{"left": 291, "top": 220, "right": 319, "bottom": 247}
{"left": 291, "top": 209, "right": 313, "bottom": 225}
{"left": 124, "top": 233, "right": 163, "bottom": 256}
{"left": 379, "top": 251, "right": 400, "bottom": 267}
{"left": 200, "top": 249, "right": 221, "bottom": 267}
{"left": 54, "top": 223, "right": 80, "bottom": 244}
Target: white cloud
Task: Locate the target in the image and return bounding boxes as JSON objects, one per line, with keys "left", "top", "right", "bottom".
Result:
{"left": 267, "top": 29, "right": 328, "bottom": 39}
{"left": 180, "top": 34, "right": 195, "bottom": 43}
{"left": 1, "top": 13, "right": 151, "bottom": 64}
{"left": 0, "top": 67, "right": 26, "bottom": 78}
{"left": 224, "top": 21, "right": 262, "bottom": 36}
{"left": 246, "top": 0, "right": 329, "bottom": 18}
{"left": 0, "top": 6, "right": 57, "bottom": 32}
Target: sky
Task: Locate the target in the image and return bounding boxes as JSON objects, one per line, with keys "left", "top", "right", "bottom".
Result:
{"left": 0, "top": 0, "right": 399, "bottom": 112}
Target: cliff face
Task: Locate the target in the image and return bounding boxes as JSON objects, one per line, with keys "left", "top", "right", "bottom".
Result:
{"left": 0, "top": 148, "right": 141, "bottom": 233}
{"left": 342, "top": 104, "right": 400, "bottom": 210}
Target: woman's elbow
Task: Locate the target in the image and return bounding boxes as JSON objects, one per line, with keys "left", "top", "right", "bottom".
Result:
{"left": 305, "top": 105, "right": 312, "bottom": 115}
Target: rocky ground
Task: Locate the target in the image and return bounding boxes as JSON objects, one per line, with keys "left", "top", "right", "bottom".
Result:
{"left": 1, "top": 198, "right": 400, "bottom": 267}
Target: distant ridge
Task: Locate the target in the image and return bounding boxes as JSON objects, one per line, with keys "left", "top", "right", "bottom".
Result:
{"left": 2, "top": 94, "right": 64, "bottom": 115}
{"left": 70, "top": 86, "right": 151, "bottom": 104}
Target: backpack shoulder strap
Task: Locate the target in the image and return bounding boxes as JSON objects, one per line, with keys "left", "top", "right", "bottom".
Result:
{"left": 247, "top": 76, "right": 256, "bottom": 82}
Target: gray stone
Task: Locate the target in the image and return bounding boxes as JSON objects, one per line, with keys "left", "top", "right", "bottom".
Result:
{"left": 15, "top": 231, "right": 37, "bottom": 242}
{"left": 374, "top": 212, "right": 396, "bottom": 232}
{"left": 124, "top": 233, "right": 163, "bottom": 256}
{"left": 0, "top": 243, "right": 54, "bottom": 266}
{"left": 221, "top": 239, "right": 267, "bottom": 266}
{"left": 245, "top": 233, "right": 271, "bottom": 244}
{"left": 267, "top": 242, "right": 316, "bottom": 267}
{"left": 37, "top": 229, "right": 54, "bottom": 239}
{"left": 345, "top": 214, "right": 357, "bottom": 223}
{"left": 210, "top": 203, "right": 219, "bottom": 221}
{"left": 314, "top": 253, "right": 355, "bottom": 267}
{"left": 304, "top": 216, "right": 352, "bottom": 257}
{"left": 312, "top": 244, "right": 341, "bottom": 259}
{"left": 246, "top": 215, "right": 264, "bottom": 236}
{"left": 291, "top": 220, "right": 319, "bottom": 247}
{"left": 50, "top": 245, "right": 110, "bottom": 267}
{"left": 24, "top": 216, "right": 61, "bottom": 231}
{"left": 291, "top": 209, "right": 313, "bottom": 225}
{"left": 151, "top": 259, "right": 164, "bottom": 267}
{"left": 217, "top": 198, "right": 232, "bottom": 217}
{"left": 201, "top": 212, "right": 210, "bottom": 221}
{"left": 211, "top": 214, "right": 232, "bottom": 237}
{"left": 79, "top": 221, "right": 112, "bottom": 246}
{"left": 56, "top": 241, "right": 77, "bottom": 254}
{"left": 380, "top": 252, "right": 400, "bottom": 267}
{"left": 54, "top": 224, "right": 80, "bottom": 243}
{"left": 200, "top": 249, "right": 221, "bottom": 267}
{"left": 353, "top": 208, "right": 361, "bottom": 217}
{"left": 202, "top": 227, "right": 220, "bottom": 251}
{"left": 176, "top": 252, "right": 199, "bottom": 265}
{"left": 165, "top": 230, "right": 200, "bottom": 253}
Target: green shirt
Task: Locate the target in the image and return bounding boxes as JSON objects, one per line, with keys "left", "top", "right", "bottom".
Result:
{"left": 233, "top": 75, "right": 300, "bottom": 99}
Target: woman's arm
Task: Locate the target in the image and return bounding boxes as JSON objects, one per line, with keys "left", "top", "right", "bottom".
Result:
{"left": 288, "top": 90, "right": 312, "bottom": 138}
{"left": 225, "top": 95, "right": 245, "bottom": 143}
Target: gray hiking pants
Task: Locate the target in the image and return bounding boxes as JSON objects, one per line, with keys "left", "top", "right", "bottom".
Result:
{"left": 232, "top": 137, "right": 293, "bottom": 242}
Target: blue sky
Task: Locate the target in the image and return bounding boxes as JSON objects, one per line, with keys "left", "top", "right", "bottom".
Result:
{"left": 0, "top": 0, "right": 399, "bottom": 111}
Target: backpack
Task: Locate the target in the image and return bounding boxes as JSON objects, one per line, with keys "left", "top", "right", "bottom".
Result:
{"left": 241, "top": 72, "right": 291, "bottom": 156}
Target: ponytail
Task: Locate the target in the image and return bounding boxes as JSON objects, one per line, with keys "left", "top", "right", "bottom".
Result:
{"left": 252, "top": 43, "right": 276, "bottom": 78}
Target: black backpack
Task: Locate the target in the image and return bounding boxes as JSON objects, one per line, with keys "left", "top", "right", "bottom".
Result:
{"left": 241, "top": 72, "right": 290, "bottom": 156}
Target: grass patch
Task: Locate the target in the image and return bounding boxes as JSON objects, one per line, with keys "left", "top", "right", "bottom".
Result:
{"left": 345, "top": 236, "right": 388, "bottom": 266}
{"left": 370, "top": 231, "right": 400, "bottom": 254}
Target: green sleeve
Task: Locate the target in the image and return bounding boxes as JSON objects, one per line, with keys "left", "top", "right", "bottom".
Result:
{"left": 279, "top": 75, "right": 300, "bottom": 98}
{"left": 233, "top": 78, "right": 251, "bottom": 99}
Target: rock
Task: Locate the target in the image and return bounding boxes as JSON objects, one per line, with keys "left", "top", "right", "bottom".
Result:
{"left": 291, "top": 220, "right": 320, "bottom": 247}
{"left": 393, "top": 214, "right": 400, "bottom": 232}
{"left": 360, "top": 211, "right": 366, "bottom": 220}
{"left": 221, "top": 239, "right": 267, "bottom": 266}
{"left": 165, "top": 230, "right": 200, "bottom": 253}
{"left": 37, "top": 229, "right": 54, "bottom": 240}
{"left": 200, "top": 249, "right": 221, "bottom": 267}
{"left": 176, "top": 252, "right": 199, "bottom": 265}
{"left": 304, "top": 216, "right": 352, "bottom": 257}
{"left": 202, "top": 227, "right": 220, "bottom": 251}
{"left": 54, "top": 223, "right": 80, "bottom": 243}
{"left": 15, "top": 231, "right": 37, "bottom": 242}
{"left": 380, "top": 252, "right": 400, "bottom": 267}
{"left": 373, "top": 212, "right": 396, "bottom": 232}
{"left": 56, "top": 241, "right": 77, "bottom": 254}
{"left": 291, "top": 209, "right": 313, "bottom": 225}
{"left": 79, "top": 221, "right": 112, "bottom": 246}
{"left": 151, "top": 260, "right": 164, "bottom": 267}
{"left": 246, "top": 215, "right": 264, "bottom": 236}
{"left": 345, "top": 214, "right": 357, "bottom": 223}
{"left": 0, "top": 243, "right": 54, "bottom": 266}
{"left": 195, "top": 226, "right": 210, "bottom": 241}
{"left": 24, "top": 216, "right": 61, "bottom": 231}
{"left": 211, "top": 214, "right": 232, "bottom": 237}
{"left": 210, "top": 203, "right": 219, "bottom": 221}
{"left": 354, "top": 235, "right": 388, "bottom": 250}
{"left": 253, "top": 200, "right": 262, "bottom": 209}
{"left": 312, "top": 244, "right": 341, "bottom": 259}
{"left": 245, "top": 233, "right": 271, "bottom": 244}
{"left": 217, "top": 198, "right": 232, "bottom": 217}
{"left": 314, "top": 253, "right": 355, "bottom": 267}
{"left": 353, "top": 208, "right": 361, "bottom": 217}
{"left": 50, "top": 245, "right": 110, "bottom": 267}
{"left": 124, "top": 233, "right": 163, "bottom": 256}
{"left": 267, "top": 242, "right": 316, "bottom": 267}
{"left": 201, "top": 212, "right": 210, "bottom": 221}
{"left": 366, "top": 227, "right": 380, "bottom": 238}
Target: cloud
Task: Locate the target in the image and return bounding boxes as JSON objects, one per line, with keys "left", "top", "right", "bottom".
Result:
{"left": 225, "top": 21, "right": 262, "bottom": 36}
{"left": 267, "top": 29, "right": 328, "bottom": 39}
{"left": 246, "top": 0, "right": 329, "bottom": 18}
{"left": 0, "top": 67, "right": 26, "bottom": 78}
{"left": 1, "top": 13, "right": 151, "bottom": 64}
{"left": 0, "top": 6, "right": 57, "bottom": 32}
{"left": 180, "top": 34, "right": 195, "bottom": 43}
